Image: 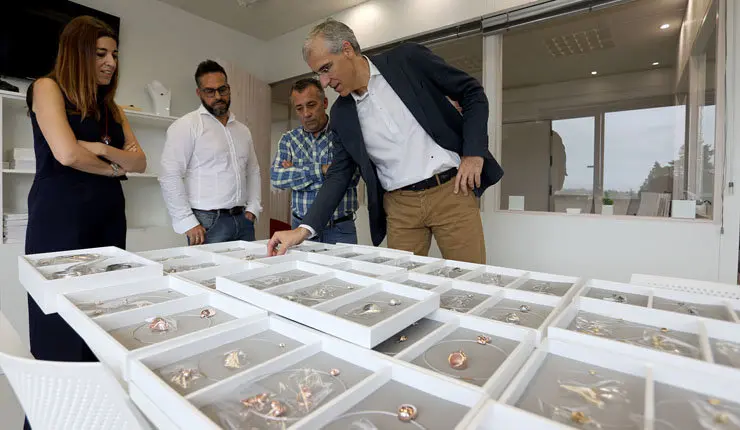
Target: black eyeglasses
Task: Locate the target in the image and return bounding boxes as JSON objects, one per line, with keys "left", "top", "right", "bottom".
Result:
{"left": 200, "top": 84, "right": 230, "bottom": 98}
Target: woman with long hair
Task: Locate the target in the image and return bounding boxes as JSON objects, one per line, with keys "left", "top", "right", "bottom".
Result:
{"left": 25, "top": 15, "right": 146, "bottom": 364}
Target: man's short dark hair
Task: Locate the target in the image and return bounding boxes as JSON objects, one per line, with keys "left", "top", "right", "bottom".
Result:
{"left": 195, "top": 60, "right": 227, "bottom": 87}
{"left": 290, "top": 78, "right": 325, "bottom": 101}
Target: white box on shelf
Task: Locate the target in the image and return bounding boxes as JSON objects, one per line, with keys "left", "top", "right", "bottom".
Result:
{"left": 470, "top": 287, "right": 566, "bottom": 342}
{"left": 391, "top": 310, "right": 537, "bottom": 398}
{"left": 464, "top": 400, "right": 573, "bottom": 430}
{"left": 18, "top": 246, "right": 163, "bottom": 314}
{"left": 671, "top": 199, "right": 697, "bottom": 218}
{"left": 330, "top": 259, "right": 406, "bottom": 279}
{"left": 137, "top": 246, "right": 241, "bottom": 274}
{"left": 57, "top": 284, "right": 266, "bottom": 380}
{"left": 217, "top": 262, "right": 440, "bottom": 348}
{"left": 170, "top": 261, "right": 268, "bottom": 290}
{"left": 129, "top": 318, "right": 392, "bottom": 429}
{"left": 299, "top": 356, "right": 488, "bottom": 430}
{"left": 547, "top": 297, "right": 740, "bottom": 378}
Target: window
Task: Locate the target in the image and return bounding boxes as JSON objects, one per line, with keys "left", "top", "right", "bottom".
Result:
{"left": 499, "top": 0, "right": 723, "bottom": 219}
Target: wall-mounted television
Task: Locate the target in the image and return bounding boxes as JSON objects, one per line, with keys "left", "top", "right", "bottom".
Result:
{"left": 0, "top": 0, "right": 121, "bottom": 81}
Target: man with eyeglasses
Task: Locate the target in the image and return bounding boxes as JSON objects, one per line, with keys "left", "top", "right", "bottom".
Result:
{"left": 159, "top": 60, "right": 262, "bottom": 245}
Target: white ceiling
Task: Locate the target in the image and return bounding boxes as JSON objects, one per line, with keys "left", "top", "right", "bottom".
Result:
{"left": 156, "top": 0, "right": 368, "bottom": 40}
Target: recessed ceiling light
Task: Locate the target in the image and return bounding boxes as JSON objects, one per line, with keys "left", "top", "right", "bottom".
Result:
{"left": 660, "top": 24, "right": 670, "bottom": 30}
{"left": 591, "top": 71, "right": 598, "bottom": 75}
{"left": 652, "top": 62, "right": 660, "bottom": 66}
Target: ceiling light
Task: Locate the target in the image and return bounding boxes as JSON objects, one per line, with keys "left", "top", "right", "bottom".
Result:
{"left": 652, "top": 62, "right": 660, "bottom": 66}
{"left": 660, "top": 24, "right": 670, "bottom": 30}
{"left": 591, "top": 71, "right": 598, "bottom": 75}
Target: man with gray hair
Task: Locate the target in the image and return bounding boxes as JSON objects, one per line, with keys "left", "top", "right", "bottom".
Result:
{"left": 268, "top": 19, "right": 503, "bottom": 263}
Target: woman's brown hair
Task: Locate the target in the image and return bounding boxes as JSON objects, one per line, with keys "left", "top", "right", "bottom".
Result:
{"left": 47, "top": 16, "right": 122, "bottom": 123}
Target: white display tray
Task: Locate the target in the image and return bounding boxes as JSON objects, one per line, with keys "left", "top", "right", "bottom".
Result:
{"left": 436, "top": 279, "right": 503, "bottom": 314}
{"left": 297, "top": 358, "right": 487, "bottom": 430}
{"left": 191, "top": 240, "right": 266, "bottom": 255}
{"left": 391, "top": 310, "right": 536, "bottom": 398}
{"left": 339, "top": 248, "right": 422, "bottom": 265}
{"left": 129, "top": 317, "right": 393, "bottom": 429}
{"left": 464, "top": 400, "right": 573, "bottom": 430}
{"left": 19, "top": 246, "right": 163, "bottom": 314}
{"left": 138, "top": 247, "right": 242, "bottom": 275}
{"left": 57, "top": 280, "right": 266, "bottom": 380}
{"left": 380, "top": 254, "right": 443, "bottom": 271}
{"left": 380, "top": 271, "right": 454, "bottom": 291}
{"left": 216, "top": 261, "right": 440, "bottom": 348}
{"left": 470, "top": 287, "right": 566, "bottom": 342}
{"left": 509, "top": 270, "right": 584, "bottom": 300}
{"left": 254, "top": 251, "right": 350, "bottom": 268}
{"left": 169, "top": 261, "right": 268, "bottom": 290}
{"left": 456, "top": 264, "right": 529, "bottom": 288}
{"left": 324, "top": 243, "right": 413, "bottom": 256}
{"left": 548, "top": 297, "right": 740, "bottom": 377}
{"left": 576, "top": 279, "right": 740, "bottom": 322}
{"left": 412, "top": 259, "right": 486, "bottom": 279}
{"left": 251, "top": 239, "right": 339, "bottom": 253}
{"left": 330, "top": 259, "right": 407, "bottom": 278}
{"left": 499, "top": 338, "right": 740, "bottom": 430}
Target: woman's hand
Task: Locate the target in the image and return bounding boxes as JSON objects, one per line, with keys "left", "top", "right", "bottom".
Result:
{"left": 78, "top": 140, "right": 108, "bottom": 157}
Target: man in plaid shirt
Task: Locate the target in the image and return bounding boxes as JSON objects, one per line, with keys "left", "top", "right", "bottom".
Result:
{"left": 270, "top": 78, "right": 360, "bottom": 244}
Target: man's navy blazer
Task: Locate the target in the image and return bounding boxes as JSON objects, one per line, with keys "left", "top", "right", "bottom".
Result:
{"left": 302, "top": 42, "right": 504, "bottom": 246}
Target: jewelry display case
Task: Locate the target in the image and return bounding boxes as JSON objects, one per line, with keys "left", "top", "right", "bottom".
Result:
{"left": 455, "top": 264, "right": 528, "bottom": 288}
{"left": 548, "top": 297, "right": 740, "bottom": 377}
{"left": 128, "top": 317, "right": 398, "bottom": 429}
{"left": 435, "top": 279, "right": 501, "bottom": 314}
{"left": 511, "top": 271, "right": 583, "bottom": 300}
{"left": 500, "top": 338, "right": 740, "bottom": 430}
{"left": 328, "top": 258, "right": 406, "bottom": 279}
{"left": 380, "top": 271, "right": 453, "bottom": 291}
{"left": 18, "top": 246, "right": 163, "bottom": 314}
{"left": 412, "top": 259, "right": 486, "bottom": 280}
{"left": 216, "top": 261, "right": 440, "bottom": 348}
{"left": 253, "top": 251, "right": 350, "bottom": 268}
{"left": 398, "top": 311, "right": 536, "bottom": 397}
{"left": 137, "top": 246, "right": 242, "bottom": 275}
{"left": 320, "top": 243, "right": 413, "bottom": 260}
{"left": 193, "top": 240, "right": 272, "bottom": 261}
{"left": 298, "top": 359, "right": 488, "bottom": 430}
{"left": 472, "top": 287, "right": 566, "bottom": 342}
{"left": 169, "top": 261, "right": 269, "bottom": 290}
{"left": 379, "top": 254, "right": 443, "bottom": 271}
{"left": 56, "top": 280, "right": 266, "bottom": 380}
{"left": 576, "top": 279, "right": 740, "bottom": 322}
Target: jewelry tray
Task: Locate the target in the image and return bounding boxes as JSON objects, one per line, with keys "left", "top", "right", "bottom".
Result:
{"left": 137, "top": 246, "right": 243, "bottom": 275}
{"left": 254, "top": 251, "right": 353, "bottom": 268}
{"left": 411, "top": 259, "right": 487, "bottom": 280}
{"left": 328, "top": 258, "right": 406, "bottom": 278}
{"left": 381, "top": 271, "right": 454, "bottom": 291}
{"left": 129, "top": 316, "right": 486, "bottom": 429}
{"left": 576, "top": 279, "right": 740, "bottom": 322}
{"left": 548, "top": 296, "right": 740, "bottom": 376}
{"left": 320, "top": 244, "right": 413, "bottom": 260}
{"left": 216, "top": 261, "right": 440, "bottom": 348}
{"left": 169, "top": 261, "right": 268, "bottom": 290}
{"left": 18, "top": 246, "right": 163, "bottom": 314}
{"left": 192, "top": 240, "right": 271, "bottom": 261}
{"left": 499, "top": 338, "right": 740, "bottom": 430}
{"left": 389, "top": 310, "right": 536, "bottom": 397}
{"left": 56, "top": 277, "right": 266, "bottom": 380}
{"left": 470, "top": 286, "right": 567, "bottom": 342}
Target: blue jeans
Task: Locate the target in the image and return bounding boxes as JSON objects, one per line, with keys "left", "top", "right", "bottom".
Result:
{"left": 292, "top": 215, "right": 358, "bottom": 245}
{"left": 193, "top": 209, "right": 255, "bottom": 244}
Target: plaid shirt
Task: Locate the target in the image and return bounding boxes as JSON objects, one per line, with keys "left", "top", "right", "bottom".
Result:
{"left": 270, "top": 123, "right": 360, "bottom": 221}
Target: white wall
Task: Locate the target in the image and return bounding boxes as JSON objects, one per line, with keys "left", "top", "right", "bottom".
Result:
{"left": 71, "top": 0, "right": 268, "bottom": 116}
{"left": 265, "top": 0, "right": 538, "bottom": 83}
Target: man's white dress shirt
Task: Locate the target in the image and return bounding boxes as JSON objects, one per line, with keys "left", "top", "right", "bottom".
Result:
{"left": 160, "top": 105, "right": 262, "bottom": 234}
{"left": 351, "top": 58, "right": 460, "bottom": 191}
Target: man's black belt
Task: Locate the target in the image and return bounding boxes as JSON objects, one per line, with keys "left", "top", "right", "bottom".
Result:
{"left": 293, "top": 212, "right": 354, "bottom": 226}
{"left": 400, "top": 168, "right": 458, "bottom": 192}
{"left": 198, "top": 206, "right": 244, "bottom": 216}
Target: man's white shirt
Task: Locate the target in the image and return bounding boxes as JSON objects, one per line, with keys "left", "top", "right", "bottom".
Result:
{"left": 159, "top": 105, "right": 262, "bottom": 234}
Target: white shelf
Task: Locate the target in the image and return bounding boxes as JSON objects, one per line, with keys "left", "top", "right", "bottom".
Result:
{"left": 0, "top": 89, "right": 24, "bottom": 101}
{"left": 122, "top": 109, "right": 178, "bottom": 125}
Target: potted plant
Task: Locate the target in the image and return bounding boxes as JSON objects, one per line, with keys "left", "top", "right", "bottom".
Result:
{"left": 602, "top": 193, "right": 614, "bottom": 215}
